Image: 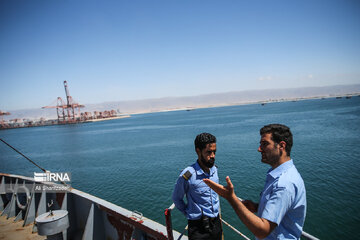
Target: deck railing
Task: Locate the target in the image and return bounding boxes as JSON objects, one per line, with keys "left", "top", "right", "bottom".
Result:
{"left": 165, "top": 202, "right": 320, "bottom": 240}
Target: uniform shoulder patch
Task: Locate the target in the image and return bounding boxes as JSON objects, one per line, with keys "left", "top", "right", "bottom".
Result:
{"left": 182, "top": 170, "right": 192, "bottom": 180}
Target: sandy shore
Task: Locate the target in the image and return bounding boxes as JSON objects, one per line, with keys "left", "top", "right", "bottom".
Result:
{"left": 126, "top": 94, "right": 360, "bottom": 116}
{"left": 85, "top": 115, "right": 130, "bottom": 122}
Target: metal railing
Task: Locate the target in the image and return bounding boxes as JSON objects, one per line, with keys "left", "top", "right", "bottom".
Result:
{"left": 302, "top": 231, "right": 320, "bottom": 240}
{"left": 165, "top": 202, "right": 320, "bottom": 240}
{"left": 164, "top": 203, "right": 176, "bottom": 240}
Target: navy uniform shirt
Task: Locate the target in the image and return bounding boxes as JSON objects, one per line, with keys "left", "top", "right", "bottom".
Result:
{"left": 257, "top": 160, "right": 306, "bottom": 240}
{"left": 172, "top": 161, "right": 220, "bottom": 220}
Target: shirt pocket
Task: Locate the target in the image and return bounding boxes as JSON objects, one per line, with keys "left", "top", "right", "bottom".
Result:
{"left": 191, "top": 178, "right": 208, "bottom": 189}
{"left": 194, "top": 186, "right": 210, "bottom": 196}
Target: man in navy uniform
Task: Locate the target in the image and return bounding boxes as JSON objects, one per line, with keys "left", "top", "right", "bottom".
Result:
{"left": 204, "top": 124, "right": 306, "bottom": 240}
{"left": 172, "top": 132, "right": 222, "bottom": 240}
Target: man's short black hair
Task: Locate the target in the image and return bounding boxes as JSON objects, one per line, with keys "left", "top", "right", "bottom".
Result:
{"left": 260, "top": 124, "right": 293, "bottom": 156}
{"left": 194, "top": 133, "right": 216, "bottom": 150}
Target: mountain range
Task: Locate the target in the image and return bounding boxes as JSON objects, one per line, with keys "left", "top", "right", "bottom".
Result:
{"left": 3, "top": 84, "right": 360, "bottom": 120}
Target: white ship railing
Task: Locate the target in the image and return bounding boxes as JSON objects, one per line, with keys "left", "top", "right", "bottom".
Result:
{"left": 0, "top": 173, "right": 183, "bottom": 240}
{"left": 165, "top": 202, "right": 319, "bottom": 240}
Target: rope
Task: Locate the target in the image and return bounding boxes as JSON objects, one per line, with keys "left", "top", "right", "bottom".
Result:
{"left": 0, "top": 138, "right": 47, "bottom": 172}
{"left": 221, "top": 218, "right": 251, "bottom": 240}
{"left": 0, "top": 138, "right": 71, "bottom": 187}
{"left": 177, "top": 225, "right": 188, "bottom": 240}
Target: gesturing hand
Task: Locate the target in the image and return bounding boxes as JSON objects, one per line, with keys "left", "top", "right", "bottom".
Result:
{"left": 203, "top": 176, "right": 236, "bottom": 201}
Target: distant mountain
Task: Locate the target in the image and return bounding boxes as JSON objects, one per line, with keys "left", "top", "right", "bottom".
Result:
{"left": 3, "top": 84, "right": 360, "bottom": 120}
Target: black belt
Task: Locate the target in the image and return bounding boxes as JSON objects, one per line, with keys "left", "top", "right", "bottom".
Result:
{"left": 188, "top": 214, "right": 219, "bottom": 223}
{"left": 188, "top": 215, "right": 221, "bottom": 234}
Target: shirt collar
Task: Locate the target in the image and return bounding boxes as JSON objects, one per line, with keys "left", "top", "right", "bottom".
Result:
{"left": 267, "top": 159, "right": 294, "bottom": 179}
{"left": 194, "top": 160, "right": 215, "bottom": 176}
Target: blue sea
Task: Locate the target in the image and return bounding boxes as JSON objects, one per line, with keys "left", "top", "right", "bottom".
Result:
{"left": 1, "top": 97, "right": 360, "bottom": 239}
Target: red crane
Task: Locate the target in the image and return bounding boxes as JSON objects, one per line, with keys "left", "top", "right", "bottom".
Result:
{"left": 0, "top": 110, "right": 10, "bottom": 116}
{"left": 42, "top": 81, "right": 85, "bottom": 123}
{"left": 0, "top": 110, "right": 10, "bottom": 128}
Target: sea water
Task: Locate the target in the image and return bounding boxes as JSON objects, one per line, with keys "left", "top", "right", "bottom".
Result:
{"left": 1, "top": 97, "right": 360, "bottom": 239}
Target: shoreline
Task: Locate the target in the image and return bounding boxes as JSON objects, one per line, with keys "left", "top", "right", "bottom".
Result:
{"left": 127, "top": 93, "right": 360, "bottom": 116}
{"left": 2, "top": 93, "right": 359, "bottom": 121}
{"left": 84, "top": 115, "right": 130, "bottom": 122}
{"left": 0, "top": 115, "right": 131, "bottom": 130}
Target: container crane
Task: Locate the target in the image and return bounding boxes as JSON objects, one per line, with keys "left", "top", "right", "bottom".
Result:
{"left": 0, "top": 110, "right": 10, "bottom": 116}
{"left": 42, "top": 81, "right": 85, "bottom": 123}
{"left": 0, "top": 110, "right": 10, "bottom": 128}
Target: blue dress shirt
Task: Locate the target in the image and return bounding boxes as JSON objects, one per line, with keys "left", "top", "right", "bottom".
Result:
{"left": 257, "top": 160, "right": 307, "bottom": 240}
{"left": 172, "top": 161, "right": 220, "bottom": 220}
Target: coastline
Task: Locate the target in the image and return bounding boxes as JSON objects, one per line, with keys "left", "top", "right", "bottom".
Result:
{"left": 127, "top": 93, "right": 360, "bottom": 116}
{"left": 0, "top": 115, "right": 132, "bottom": 130}
{"left": 2, "top": 90, "right": 360, "bottom": 121}
{"left": 84, "top": 115, "right": 130, "bottom": 122}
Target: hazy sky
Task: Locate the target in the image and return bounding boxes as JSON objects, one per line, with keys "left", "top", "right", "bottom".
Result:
{"left": 1, "top": 0, "right": 359, "bottom": 110}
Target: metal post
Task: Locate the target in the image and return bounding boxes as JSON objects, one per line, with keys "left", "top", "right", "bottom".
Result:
{"left": 164, "top": 204, "right": 175, "bottom": 240}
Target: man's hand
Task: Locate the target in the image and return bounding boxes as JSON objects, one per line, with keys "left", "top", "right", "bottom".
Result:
{"left": 203, "top": 176, "right": 236, "bottom": 201}
{"left": 205, "top": 176, "right": 276, "bottom": 238}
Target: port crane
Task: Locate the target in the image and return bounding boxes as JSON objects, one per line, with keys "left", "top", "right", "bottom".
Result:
{"left": 0, "top": 110, "right": 10, "bottom": 128}
{"left": 42, "top": 81, "right": 84, "bottom": 123}
{"left": 0, "top": 110, "right": 10, "bottom": 117}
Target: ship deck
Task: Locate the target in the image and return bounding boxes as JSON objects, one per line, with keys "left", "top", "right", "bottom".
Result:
{"left": 0, "top": 215, "right": 45, "bottom": 240}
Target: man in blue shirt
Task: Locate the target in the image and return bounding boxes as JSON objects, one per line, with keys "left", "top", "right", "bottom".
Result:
{"left": 204, "top": 124, "right": 306, "bottom": 239}
{"left": 172, "top": 133, "right": 222, "bottom": 240}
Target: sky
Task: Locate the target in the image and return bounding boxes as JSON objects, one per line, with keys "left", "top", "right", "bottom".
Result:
{"left": 1, "top": 0, "right": 360, "bottom": 111}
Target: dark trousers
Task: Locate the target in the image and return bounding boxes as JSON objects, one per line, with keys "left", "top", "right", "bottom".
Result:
{"left": 188, "top": 215, "right": 222, "bottom": 240}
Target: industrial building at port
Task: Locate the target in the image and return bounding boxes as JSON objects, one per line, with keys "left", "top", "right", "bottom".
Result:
{"left": 0, "top": 81, "right": 127, "bottom": 130}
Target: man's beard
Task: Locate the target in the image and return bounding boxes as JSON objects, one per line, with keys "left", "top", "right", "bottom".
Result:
{"left": 261, "top": 148, "right": 281, "bottom": 166}
{"left": 200, "top": 154, "right": 215, "bottom": 168}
